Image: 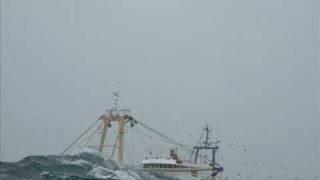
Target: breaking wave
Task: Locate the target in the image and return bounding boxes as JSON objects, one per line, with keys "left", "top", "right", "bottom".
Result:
{"left": 0, "top": 148, "right": 177, "bottom": 180}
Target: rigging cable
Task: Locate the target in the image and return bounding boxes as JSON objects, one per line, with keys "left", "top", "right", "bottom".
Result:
{"left": 133, "top": 117, "right": 193, "bottom": 153}
{"left": 60, "top": 119, "right": 100, "bottom": 155}
{"left": 83, "top": 124, "right": 101, "bottom": 146}
{"left": 134, "top": 116, "right": 212, "bottom": 162}
{"left": 131, "top": 127, "right": 173, "bottom": 145}
{"left": 132, "top": 126, "right": 149, "bottom": 157}
{"left": 190, "top": 129, "right": 205, "bottom": 159}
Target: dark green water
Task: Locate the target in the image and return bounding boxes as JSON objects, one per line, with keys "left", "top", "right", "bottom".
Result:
{"left": 0, "top": 151, "right": 176, "bottom": 180}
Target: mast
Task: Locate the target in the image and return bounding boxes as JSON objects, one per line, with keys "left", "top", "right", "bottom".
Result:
{"left": 204, "top": 125, "right": 210, "bottom": 147}
{"left": 98, "top": 92, "right": 135, "bottom": 162}
{"left": 193, "top": 125, "right": 223, "bottom": 180}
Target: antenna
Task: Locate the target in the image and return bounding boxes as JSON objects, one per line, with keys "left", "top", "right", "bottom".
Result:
{"left": 112, "top": 91, "right": 119, "bottom": 110}
{"left": 203, "top": 124, "right": 211, "bottom": 147}
{"left": 106, "top": 91, "right": 130, "bottom": 115}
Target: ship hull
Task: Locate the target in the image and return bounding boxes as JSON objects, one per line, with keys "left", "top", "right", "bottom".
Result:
{"left": 149, "top": 171, "right": 213, "bottom": 180}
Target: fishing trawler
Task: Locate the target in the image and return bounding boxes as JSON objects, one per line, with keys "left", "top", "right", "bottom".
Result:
{"left": 62, "top": 92, "right": 223, "bottom": 180}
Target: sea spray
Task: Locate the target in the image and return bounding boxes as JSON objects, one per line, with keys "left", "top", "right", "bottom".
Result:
{"left": 0, "top": 148, "right": 177, "bottom": 180}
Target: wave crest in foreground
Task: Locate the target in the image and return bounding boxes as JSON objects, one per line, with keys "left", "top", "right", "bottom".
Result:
{"left": 0, "top": 149, "right": 177, "bottom": 180}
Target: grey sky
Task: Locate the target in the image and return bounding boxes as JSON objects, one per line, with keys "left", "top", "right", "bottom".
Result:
{"left": 0, "top": 0, "right": 319, "bottom": 179}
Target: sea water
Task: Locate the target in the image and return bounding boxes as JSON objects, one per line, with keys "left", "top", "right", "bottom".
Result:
{"left": 0, "top": 148, "right": 179, "bottom": 180}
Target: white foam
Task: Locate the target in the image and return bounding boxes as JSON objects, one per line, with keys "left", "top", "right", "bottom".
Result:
{"left": 87, "top": 166, "right": 119, "bottom": 179}
{"left": 114, "top": 170, "right": 139, "bottom": 180}
{"left": 70, "top": 146, "right": 103, "bottom": 157}
{"left": 60, "top": 159, "right": 92, "bottom": 166}
{"left": 87, "top": 164, "right": 145, "bottom": 180}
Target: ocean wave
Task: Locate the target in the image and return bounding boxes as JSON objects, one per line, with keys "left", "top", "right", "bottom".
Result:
{"left": 0, "top": 149, "right": 173, "bottom": 180}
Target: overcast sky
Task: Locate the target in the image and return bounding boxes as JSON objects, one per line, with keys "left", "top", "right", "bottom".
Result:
{"left": 0, "top": 0, "right": 319, "bottom": 179}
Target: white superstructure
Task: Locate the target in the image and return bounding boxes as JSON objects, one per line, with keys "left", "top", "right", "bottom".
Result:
{"left": 141, "top": 157, "right": 213, "bottom": 180}
{"left": 140, "top": 147, "right": 216, "bottom": 180}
